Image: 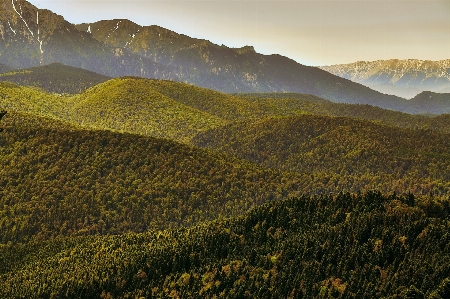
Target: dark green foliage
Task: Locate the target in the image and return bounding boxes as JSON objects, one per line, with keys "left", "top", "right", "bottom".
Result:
{"left": 193, "top": 114, "right": 450, "bottom": 196}
{"left": 0, "top": 111, "right": 301, "bottom": 244}
{"left": 1, "top": 192, "right": 449, "bottom": 298}
{"left": 0, "top": 63, "right": 111, "bottom": 94}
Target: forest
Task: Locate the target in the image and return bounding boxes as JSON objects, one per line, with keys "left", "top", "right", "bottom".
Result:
{"left": 0, "top": 76, "right": 449, "bottom": 298}
{"left": 1, "top": 192, "right": 449, "bottom": 298}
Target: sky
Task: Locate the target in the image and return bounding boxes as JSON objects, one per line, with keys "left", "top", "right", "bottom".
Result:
{"left": 27, "top": 0, "right": 450, "bottom": 66}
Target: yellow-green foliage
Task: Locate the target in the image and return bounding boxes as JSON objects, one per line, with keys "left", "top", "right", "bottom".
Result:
{"left": 144, "top": 80, "right": 265, "bottom": 121}
{"left": 0, "top": 78, "right": 232, "bottom": 143}
{"left": 2, "top": 79, "right": 450, "bottom": 146}
{"left": 0, "top": 82, "right": 74, "bottom": 118}
{"left": 70, "top": 78, "right": 226, "bottom": 143}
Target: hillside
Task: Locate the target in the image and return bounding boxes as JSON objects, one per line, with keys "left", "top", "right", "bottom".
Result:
{"left": 239, "top": 93, "right": 436, "bottom": 131}
{"left": 1, "top": 192, "right": 449, "bottom": 298}
{"left": 320, "top": 59, "right": 450, "bottom": 99}
{"left": 0, "top": 110, "right": 303, "bottom": 244}
{"left": 409, "top": 91, "right": 450, "bottom": 114}
{"left": 68, "top": 78, "right": 231, "bottom": 142}
{"left": 0, "top": 63, "right": 14, "bottom": 73}
{"left": 0, "top": 63, "right": 111, "bottom": 94}
{"left": 193, "top": 114, "right": 450, "bottom": 196}
{"left": 2, "top": 78, "right": 450, "bottom": 144}
{"left": 0, "top": 78, "right": 241, "bottom": 143}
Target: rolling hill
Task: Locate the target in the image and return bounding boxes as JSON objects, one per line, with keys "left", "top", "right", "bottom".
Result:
{"left": 0, "top": 62, "right": 111, "bottom": 94}
{"left": 0, "top": 110, "right": 303, "bottom": 244}
{"left": 192, "top": 114, "right": 450, "bottom": 195}
{"left": 409, "top": 91, "right": 450, "bottom": 114}
{"left": 2, "top": 78, "right": 450, "bottom": 144}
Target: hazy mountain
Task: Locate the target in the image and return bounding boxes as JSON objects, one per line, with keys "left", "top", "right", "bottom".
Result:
{"left": 319, "top": 59, "right": 450, "bottom": 99}
{"left": 0, "top": 62, "right": 111, "bottom": 93}
{"left": 0, "top": 0, "right": 447, "bottom": 114}
{"left": 0, "top": 0, "right": 175, "bottom": 78}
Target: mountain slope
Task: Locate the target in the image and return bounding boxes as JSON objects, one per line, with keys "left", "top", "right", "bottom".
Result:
{"left": 0, "top": 0, "right": 174, "bottom": 78}
{"left": 320, "top": 59, "right": 450, "bottom": 99}
{"left": 0, "top": 110, "right": 303, "bottom": 243}
{"left": 193, "top": 114, "right": 450, "bottom": 195}
{"left": 1, "top": 192, "right": 449, "bottom": 298}
{"left": 0, "top": 62, "right": 111, "bottom": 93}
{"left": 76, "top": 20, "right": 418, "bottom": 113}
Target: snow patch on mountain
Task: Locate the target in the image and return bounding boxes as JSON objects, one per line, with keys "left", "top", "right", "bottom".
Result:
{"left": 320, "top": 59, "right": 450, "bottom": 98}
{"left": 11, "top": 0, "right": 34, "bottom": 37}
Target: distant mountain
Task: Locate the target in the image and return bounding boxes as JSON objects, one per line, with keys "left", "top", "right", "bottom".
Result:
{"left": 1, "top": 1, "right": 447, "bottom": 113}
{"left": 319, "top": 59, "right": 450, "bottom": 99}
{"left": 0, "top": 63, "right": 111, "bottom": 93}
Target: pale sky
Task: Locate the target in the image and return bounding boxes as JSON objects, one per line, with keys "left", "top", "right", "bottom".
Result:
{"left": 27, "top": 0, "right": 450, "bottom": 66}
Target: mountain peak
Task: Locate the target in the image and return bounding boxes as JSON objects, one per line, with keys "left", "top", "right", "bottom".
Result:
{"left": 234, "top": 45, "right": 256, "bottom": 55}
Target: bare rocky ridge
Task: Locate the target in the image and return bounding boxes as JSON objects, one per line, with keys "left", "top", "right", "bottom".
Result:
{"left": 320, "top": 59, "right": 450, "bottom": 99}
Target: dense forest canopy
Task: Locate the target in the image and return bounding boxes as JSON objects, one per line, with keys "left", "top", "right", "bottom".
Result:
{"left": 1, "top": 192, "right": 449, "bottom": 298}
{"left": 0, "top": 76, "right": 449, "bottom": 298}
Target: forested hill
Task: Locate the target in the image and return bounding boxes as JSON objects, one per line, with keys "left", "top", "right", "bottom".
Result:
{"left": 2, "top": 78, "right": 450, "bottom": 147}
{"left": 193, "top": 114, "right": 450, "bottom": 196}
{"left": 0, "top": 110, "right": 304, "bottom": 244}
{"left": 1, "top": 192, "right": 449, "bottom": 298}
{"left": 0, "top": 63, "right": 111, "bottom": 94}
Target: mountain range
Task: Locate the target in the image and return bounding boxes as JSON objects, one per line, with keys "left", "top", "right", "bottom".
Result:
{"left": 2, "top": 0, "right": 450, "bottom": 114}
{"left": 320, "top": 59, "right": 450, "bottom": 99}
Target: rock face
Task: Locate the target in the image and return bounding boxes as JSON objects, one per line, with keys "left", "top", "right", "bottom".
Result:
{"left": 320, "top": 59, "right": 450, "bottom": 99}
{"left": 0, "top": 0, "right": 169, "bottom": 77}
